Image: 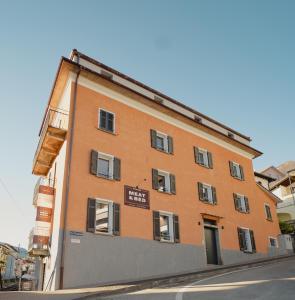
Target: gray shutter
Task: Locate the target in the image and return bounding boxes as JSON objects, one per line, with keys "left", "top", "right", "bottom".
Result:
{"left": 168, "top": 136, "right": 174, "bottom": 154}
{"left": 250, "top": 230, "right": 256, "bottom": 253}
{"left": 113, "top": 157, "right": 121, "bottom": 180}
{"left": 237, "top": 227, "right": 245, "bottom": 251}
{"left": 153, "top": 211, "right": 161, "bottom": 241}
{"left": 229, "top": 161, "right": 234, "bottom": 177}
{"left": 194, "top": 147, "right": 199, "bottom": 164}
{"left": 244, "top": 197, "right": 250, "bottom": 213}
{"left": 90, "top": 150, "right": 98, "bottom": 175}
{"left": 212, "top": 186, "right": 217, "bottom": 204}
{"left": 233, "top": 193, "right": 239, "bottom": 211}
{"left": 87, "top": 198, "right": 96, "bottom": 233}
{"left": 208, "top": 152, "right": 213, "bottom": 169}
{"left": 198, "top": 182, "right": 204, "bottom": 201}
{"left": 170, "top": 174, "right": 176, "bottom": 194}
{"left": 152, "top": 169, "right": 159, "bottom": 190}
{"left": 240, "top": 165, "right": 245, "bottom": 180}
{"left": 113, "top": 203, "right": 120, "bottom": 236}
{"left": 173, "top": 215, "right": 180, "bottom": 243}
{"left": 150, "top": 129, "right": 157, "bottom": 148}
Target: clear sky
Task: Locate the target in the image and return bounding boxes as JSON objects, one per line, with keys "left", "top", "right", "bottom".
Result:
{"left": 0, "top": 0, "right": 294, "bottom": 248}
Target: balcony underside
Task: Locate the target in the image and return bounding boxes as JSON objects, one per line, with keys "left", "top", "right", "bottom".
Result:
{"left": 32, "top": 126, "right": 67, "bottom": 176}
{"left": 28, "top": 248, "right": 49, "bottom": 257}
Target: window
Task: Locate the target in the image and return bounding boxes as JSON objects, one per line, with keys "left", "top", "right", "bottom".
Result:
{"left": 229, "top": 161, "right": 244, "bottom": 180}
{"left": 87, "top": 198, "right": 120, "bottom": 235}
{"left": 237, "top": 227, "right": 256, "bottom": 253}
{"left": 265, "top": 204, "right": 272, "bottom": 221}
{"left": 153, "top": 211, "right": 179, "bottom": 243}
{"left": 198, "top": 182, "right": 217, "bottom": 204}
{"left": 233, "top": 193, "right": 249, "bottom": 213}
{"left": 99, "top": 109, "right": 115, "bottom": 133}
{"left": 150, "top": 129, "right": 173, "bottom": 154}
{"left": 152, "top": 169, "right": 176, "bottom": 194}
{"left": 194, "top": 147, "right": 213, "bottom": 168}
{"left": 269, "top": 237, "right": 277, "bottom": 247}
{"left": 90, "top": 150, "right": 121, "bottom": 181}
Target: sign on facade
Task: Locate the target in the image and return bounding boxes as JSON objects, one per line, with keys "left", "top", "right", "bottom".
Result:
{"left": 124, "top": 185, "right": 150, "bottom": 209}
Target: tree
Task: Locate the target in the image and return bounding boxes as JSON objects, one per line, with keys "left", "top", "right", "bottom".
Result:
{"left": 279, "top": 221, "right": 294, "bottom": 234}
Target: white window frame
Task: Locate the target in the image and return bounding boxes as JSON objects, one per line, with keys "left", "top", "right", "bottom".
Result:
{"left": 232, "top": 162, "right": 242, "bottom": 179}
{"left": 156, "top": 131, "right": 169, "bottom": 152}
{"left": 98, "top": 108, "right": 115, "bottom": 133}
{"left": 202, "top": 183, "right": 213, "bottom": 204}
{"left": 236, "top": 193, "right": 247, "bottom": 213}
{"left": 198, "top": 148, "right": 209, "bottom": 167}
{"left": 269, "top": 236, "right": 278, "bottom": 248}
{"left": 157, "top": 170, "right": 171, "bottom": 193}
{"left": 240, "top": 227, "right": 253, "bottom": 253}
{"left": 159, "top": 211, "right": 174, "bottom": 243}
{"left": 97, "top": 152, "right": 114, "bottom": 179}
{"left": 95, "top": 198, "right": 114, "bottom": 235}
{"left": 264, "top": 203, "right": 272, "bottom": 221}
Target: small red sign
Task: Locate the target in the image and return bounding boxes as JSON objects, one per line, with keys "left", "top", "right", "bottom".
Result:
{"left": 124, "top": 185, "right": 150, "bottom": 209}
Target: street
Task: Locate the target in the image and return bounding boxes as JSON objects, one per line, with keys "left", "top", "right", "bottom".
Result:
{"left": 101, "top": 258, "right": 295, "bottom": 300}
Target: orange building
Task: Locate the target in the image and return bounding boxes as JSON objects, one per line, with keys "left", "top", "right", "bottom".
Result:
{"left": 30, "top": 50, "right": 284, "bottom": 290}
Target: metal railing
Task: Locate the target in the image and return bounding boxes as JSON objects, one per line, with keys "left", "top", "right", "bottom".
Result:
{"left": 33, "top": 177, "right": 55, "bottom": 205}
{"left": 33, "top": 108, "right": 69, "bottom": 168}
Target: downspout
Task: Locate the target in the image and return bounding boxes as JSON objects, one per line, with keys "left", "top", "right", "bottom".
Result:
{"left": 59, "top": 53, "right": 81, "bottom": 289}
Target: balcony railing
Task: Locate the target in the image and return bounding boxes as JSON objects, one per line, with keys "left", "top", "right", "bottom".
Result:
{"left": 28, "top": 228, "right": 50, "bottom": 257}
{"left": 32, "top": 108, "right": 68, "bottom": 176}
{"left": 33, "top": 177, "right": 55, "bottom": 205}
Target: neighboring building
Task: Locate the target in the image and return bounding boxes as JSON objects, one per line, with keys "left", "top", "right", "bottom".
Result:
{"left": 261, "top": 161, "right": 295, "bottom": 226}
{"left": 0, "top": 243, "right": 18, "bottom": 286}
{"left": 30, "top": 50, "right": 283, "bottom": 290}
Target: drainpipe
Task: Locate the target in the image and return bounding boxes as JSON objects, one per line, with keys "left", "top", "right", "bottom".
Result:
{"left": 59, "top": 52, "right": 81, "bottom": 289}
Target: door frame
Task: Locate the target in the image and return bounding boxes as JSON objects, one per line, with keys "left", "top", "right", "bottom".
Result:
{"left": 203, "top": 222, "right": 223, "bottom": 265}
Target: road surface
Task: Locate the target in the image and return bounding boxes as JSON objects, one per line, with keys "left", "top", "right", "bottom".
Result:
{"left": 101, "top": 258, "right": 295, "bottom": 300}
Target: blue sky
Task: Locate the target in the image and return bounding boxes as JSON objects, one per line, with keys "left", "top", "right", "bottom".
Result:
{"left": 0, "top": 0, "right": 294, "bottom": 247}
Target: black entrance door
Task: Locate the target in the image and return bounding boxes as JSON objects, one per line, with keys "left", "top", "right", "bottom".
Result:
{"left": 204, "top": 227, "right": 218, "bottom": 265}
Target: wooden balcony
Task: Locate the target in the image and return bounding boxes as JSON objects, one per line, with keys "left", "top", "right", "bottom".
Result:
{"left": 32, "top": 108, "right": 68, "bottom": 176}
{"left": 28, "top": 230, "right": 50, "bottom": 257}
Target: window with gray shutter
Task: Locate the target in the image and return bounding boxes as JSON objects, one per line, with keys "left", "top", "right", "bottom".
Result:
{"left": 113, "top": 203, "right": 120, "bottom": 235}
{"left": 113, "top": 157, "right": 121, "bottom": 181}
{"left": 198, "top": 182, "right": 204, "bottom": 201}
{"left": 90, "top": 150, "right": 98, "bottom": 175}
{"left": 244, "top": 197, "right": 250, "bottom": 213}
{"left": 229, "top": 161, "right": 235, "bottom": 177}
{"left": 194, "top": 147, "right": 199, "bottom": 164}
{"left": 170, "top": 174, "right": 176, "bottom": 194}
{"left": 249, "top": 230, "right": 256, "bottom": 252}
{"left": 237, "top": 227, "right": 246, "bottom": 251}
{"left": 233, "top": 193, "right": 239, "bottom": 211}
{"left": 212, "top": 186, "right": 217, "bottom": 204}
{"left": 99, "top": 109, "right": 114, "bottom": 133}
{"left": 153, "top": 211, "right": 161, "bottom": 241}
{"left": 168, "top": 136, "right": 173, "bottom": 154}
{"left": 240, "top": 166, "right": 245, "bottom": 180}
{"left": 152, "top": 169, "right": 159, "bottom": 190}
{"left": 208, "top": 152, "right": 213, "bottom": 169}
{"left": 150, "top": 129, "right": 157, "bottom": 148}
{"left": 173, "top": 215, "right": 180, "bottom": 243}
{"left": 87, "top": 198, "right": 96, "bottom": 232}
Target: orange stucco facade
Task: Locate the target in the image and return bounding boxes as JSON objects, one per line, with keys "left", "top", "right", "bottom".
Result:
{"left": 64, "top": 83, "right": 280, "bottom": 254}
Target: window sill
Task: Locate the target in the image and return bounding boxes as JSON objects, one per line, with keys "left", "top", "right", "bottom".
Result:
{"left": 159, "top": 239, "right": 175, "bottom": 244}
{"left": 266, "top": 218, "right": 273, "bottom": 222}
{"left": 236, "top": 210, "right": 249, "bottom": 214}
{"left": 196, "top": 162, "right": 211, "bottom": 169}
{"left": 153, "top": 147, "right": 173, "bottom": 155}
{"left": 95, "top": 174, "right": 115, "bottom": 181}
{"left": 94, "top": 231, "right": 114, "bottom": 237}
{"left": 200, "top": 199, "right": 216, "bottom": 206}
{"left": 97, "top": 127, "right": 117, "bottom": 136}
{"left": 157, "top": 190, "right": 175, "bottom": 195}
{"left": 232, "top": 176, "right": 244, "bottom": 181}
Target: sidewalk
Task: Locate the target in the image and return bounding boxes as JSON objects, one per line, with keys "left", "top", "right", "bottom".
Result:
{"left": 0, "top": 254, "right": 294, "bottom": 300}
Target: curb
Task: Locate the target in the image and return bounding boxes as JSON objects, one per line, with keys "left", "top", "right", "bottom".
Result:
{"left": 75, "top": 254, "right": 295, "bottom": 299}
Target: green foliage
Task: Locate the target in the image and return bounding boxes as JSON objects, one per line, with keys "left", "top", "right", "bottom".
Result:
{"left": 279, "top": 221, "right": 294, "bottom": 234}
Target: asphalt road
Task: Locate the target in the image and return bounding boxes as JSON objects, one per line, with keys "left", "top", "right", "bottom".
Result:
{"left": 101, "top": 258, "right": 295, "bottom": 300}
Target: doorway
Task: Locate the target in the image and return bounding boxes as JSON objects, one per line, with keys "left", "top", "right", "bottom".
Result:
{"left": 204, "top": 219, "right": 219, "bottom": 265}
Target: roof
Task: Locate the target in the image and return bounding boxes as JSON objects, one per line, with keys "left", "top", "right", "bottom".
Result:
{"left": 41, "top": 50, "right": 263, "bottom": 159}
{"left": 71, "top": 50, "right": 252, "bottom": 142}
{"left": 254, "top": 171, "right": 276, "bottom": 182}
{"left": 269, "top": 174, "right": 295, "bottom": 190}
{"left": 256, "top": 183, "right": 282, "bottom": 204}
{"left": 277, "top": 161, "right": 295, "bottom": 175}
